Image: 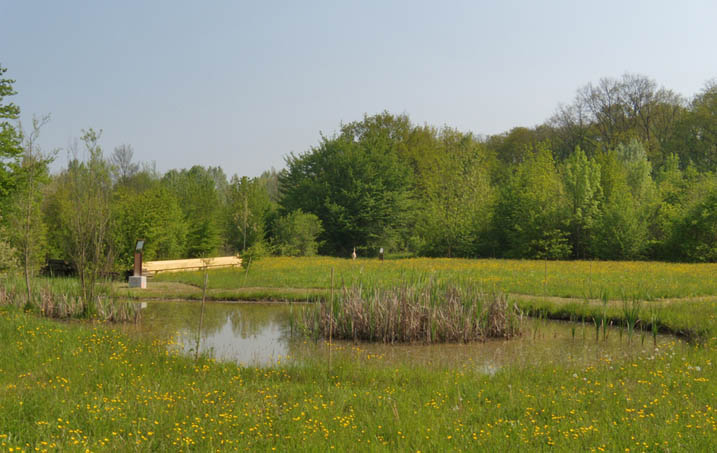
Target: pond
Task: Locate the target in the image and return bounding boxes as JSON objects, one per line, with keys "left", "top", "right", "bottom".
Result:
{"left": 124, "top": 300, "right": 685, "bottom": 371}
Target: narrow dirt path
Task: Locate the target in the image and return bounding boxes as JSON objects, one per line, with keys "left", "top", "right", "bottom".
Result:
{"left": 120, "top": 280, "right": 717, "bottom": 306}
{"left": 506, "top": 292, "right": 717, "bottom": 306}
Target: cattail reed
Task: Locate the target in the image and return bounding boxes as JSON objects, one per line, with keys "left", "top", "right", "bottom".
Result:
{"left": 298, "top": 279, "right": 523, "bottom": 343}
{"left": 0, "top": 276, "right": 139, "bottom": 322}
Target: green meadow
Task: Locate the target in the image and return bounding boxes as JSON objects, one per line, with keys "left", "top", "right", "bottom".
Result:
{"left": 2, "top": 257, "right": 716, "bottom": 451}
{"left": 151, "top": 256, "right": 717, "bottom": 300}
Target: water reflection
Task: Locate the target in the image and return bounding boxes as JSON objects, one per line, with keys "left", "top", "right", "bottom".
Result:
{"left": 126, "top": 300, "right": 685, "bottom": 370}
{"left": 125, "top": 300, "right": 295, "bottom": 365}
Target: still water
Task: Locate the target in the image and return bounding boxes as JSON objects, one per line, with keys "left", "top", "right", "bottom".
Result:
{"left": 124, "top": 300, "right": 684, "bottom": 371}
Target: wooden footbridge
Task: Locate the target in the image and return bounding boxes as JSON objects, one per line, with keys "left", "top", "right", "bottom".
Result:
{"left": 142, "top": 256, "right": 242, "bottom": 277}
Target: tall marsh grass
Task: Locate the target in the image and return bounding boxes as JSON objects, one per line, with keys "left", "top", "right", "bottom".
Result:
{"left": 622, "top": 295, "right": 642, "bottom": 342}
{"left": 0, "top": 274, "right": 139, "bottom": 322}
{"left": 298, "top": 279, "right": 523, "bottom": 343}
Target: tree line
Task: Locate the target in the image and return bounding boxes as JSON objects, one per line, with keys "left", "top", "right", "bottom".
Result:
{"left": 280, "top": 74, "right": 716, "bottom": 262}
{"left": 1, "top": 64, "right": 716, "bottom": 289}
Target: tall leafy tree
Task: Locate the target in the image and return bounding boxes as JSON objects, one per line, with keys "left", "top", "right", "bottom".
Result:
{"left": 257, "top": 168, "right": 281, "bottom": 202}
{"left": 619, "top": 140, "right": 657, "bottom": 206}
{"left": 652, "top": 153, "right": 685, "bottom": 258}
{"left": 226, "top": 175, "right": 275, "bottom": 253}
{"left": 592, "top": 187, "right": 645, "bottom": 260}
{"left": 591, "top": 141, "right": 655, "bottom": 259}
{"left": 111, "top": 183, "right": 187, "bottom": 269}
{"left": 485, "top": 126, "right": 548, "bottom": 164}
{"left": 668, "top": 80, "right": 717, "bottom": 171}
{"left": 280, "top": 113, "right": 414, "bottom": 256}
{"left": 494, "top": 144, "right": 571, "bottom": 259}
{"left": 162, "top": 166, "right": 226, "bottom": 257}
{"left": 563, "top": 147, "right": 602, "bottom": 258}
{"left": 672, "top": 187, "right": 717, "bottom": 262}
{"left": 0, "top": 63, "right": 22, "bottom": 204}
{"left": 6, "top": 116, "right": 55, "bottom": 301}
{"left": 415, "top": 128, "right": 494, "bottom": 257}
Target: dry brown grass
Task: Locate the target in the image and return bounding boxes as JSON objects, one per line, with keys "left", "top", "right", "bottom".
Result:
{"left": 0, "top": 278, "right": 139, "bottom": 322}
{"left": 300, "top": 283, "right": 523, "bottom": 343}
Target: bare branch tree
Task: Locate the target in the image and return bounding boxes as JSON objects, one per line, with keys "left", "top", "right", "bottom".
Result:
{"left": 62, "top": 129, "right": 113, "bottom": 311}
{"left": 551, "top": 73, "right": 685, "bottom": 162}
{"left": 110, "top": 143, "right": 139, "bottom": 183}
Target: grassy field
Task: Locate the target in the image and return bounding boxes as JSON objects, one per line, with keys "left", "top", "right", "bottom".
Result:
{"left": 1, "top": 305, "right": 715, "bottom": 452}
{"left": 151, "top": 256, "right": 717, "bottom": 300}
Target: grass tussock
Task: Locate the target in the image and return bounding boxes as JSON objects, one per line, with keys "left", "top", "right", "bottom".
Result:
{"left": 299, "top": 282, "right": 523, "bottom": 343}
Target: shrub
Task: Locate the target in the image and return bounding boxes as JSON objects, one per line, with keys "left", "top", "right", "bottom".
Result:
{"left": 272, "top": 210, "right": 323, "bottom": 256}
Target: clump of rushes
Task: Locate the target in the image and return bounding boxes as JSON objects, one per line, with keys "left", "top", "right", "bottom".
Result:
{"left": 298, "top": 280, "right": 523, "bottom": 343}
{"left": 648, "top": 303, "right": 660, "bottom": 347}
{"left": 622, "top": 294, "right": 642, "bottom": 342}
{"left": 599, "top": 289, "right": 610, "bottom": 341}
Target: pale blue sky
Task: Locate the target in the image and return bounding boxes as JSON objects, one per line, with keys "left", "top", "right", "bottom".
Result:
{"left": 1, "top": 1, "right": 716, "bottom": 177}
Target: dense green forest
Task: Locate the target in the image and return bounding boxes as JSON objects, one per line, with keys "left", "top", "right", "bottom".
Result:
{"left": 1, "top": 64, "right": 716, "bottom": 277}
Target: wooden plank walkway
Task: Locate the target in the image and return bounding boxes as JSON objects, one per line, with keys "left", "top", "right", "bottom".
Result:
{"left": 143, "top": 256, "right": 242, "bottom": 276}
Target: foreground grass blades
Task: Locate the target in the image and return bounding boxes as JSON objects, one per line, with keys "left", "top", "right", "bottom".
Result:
{"left": 1, "top": 306, "right": 715, "bottom": 452}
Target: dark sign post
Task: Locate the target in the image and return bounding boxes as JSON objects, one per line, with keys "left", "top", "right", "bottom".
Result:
{"left": 129, "top": 240, "right": 147, "bottom": 289}
{"left": 134, "top": 239, "right": 144, "bottom": 276}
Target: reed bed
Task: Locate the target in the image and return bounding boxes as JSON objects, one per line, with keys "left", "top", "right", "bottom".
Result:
{"left": 0, "top": 275, "right": 139, "bottom": 322}
{"left": 299, "top": 281, "right": 523, "bottom": 343}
